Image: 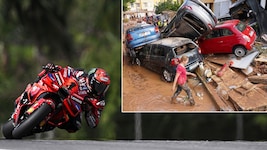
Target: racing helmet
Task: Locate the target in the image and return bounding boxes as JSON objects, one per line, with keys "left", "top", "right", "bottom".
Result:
{"left": 87, "top": 68, "right": 110, "bottom": 96}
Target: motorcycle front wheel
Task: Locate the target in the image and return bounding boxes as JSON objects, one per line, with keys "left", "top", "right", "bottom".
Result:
{"left": 2, "top": 119, "right": 15, "bottom": 139}
{"left": 12, "top": 103, "right": 52, "bottom": 139}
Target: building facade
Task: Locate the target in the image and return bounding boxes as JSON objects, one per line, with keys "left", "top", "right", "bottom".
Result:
{"left": 124, "top": 0, "right": 238, "bottom": 19}
{"left": 127, "top": 0, "right": 178, "bottom": 12}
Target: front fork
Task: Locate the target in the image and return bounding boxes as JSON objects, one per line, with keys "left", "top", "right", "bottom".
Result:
{"left": 26, "top": 98, "right": 55, "bottom": 115}
{"left": 12, "top": 98, "right": 56, "bottom": 126}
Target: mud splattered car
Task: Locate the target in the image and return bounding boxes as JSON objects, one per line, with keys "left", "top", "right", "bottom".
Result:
{"left": 125, "top": 23, "right": 160, "bottom": 64}
{"left": 161, "top": 0, "right": 217, "bottom": 40}
{"left": 198, "top": 19, "right": 257, "bottom": 57}
{"left": 136, "top": 37, "right": 203, "bottom": 82}
{"left": 125, "top": 23, "right": 160, "bottom": 50}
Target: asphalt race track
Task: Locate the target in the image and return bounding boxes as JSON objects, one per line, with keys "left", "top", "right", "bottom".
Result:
{"left": 0, "top": 140, "right": 267, "bottom": 150}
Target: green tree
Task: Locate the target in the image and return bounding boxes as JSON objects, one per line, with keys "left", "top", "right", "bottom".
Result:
{"left": 1, "top": 0, "right": 75, "bottom": 61}
{"left": 0, "top": 0, "right": 121, "bottom": 140}
{"left": 123, "top": 0, "right": 135, "bottom": 11}
{"left": 155, "top": 0, "right": 181, "bottom": 14}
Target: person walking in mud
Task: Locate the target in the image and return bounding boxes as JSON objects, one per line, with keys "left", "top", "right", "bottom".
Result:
{"left": 171, "top": 55, "right": 196, "bottom": 105}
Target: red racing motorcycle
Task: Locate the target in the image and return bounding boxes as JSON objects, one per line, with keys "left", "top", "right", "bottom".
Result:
{"left": 2, "top": 66, "right": 89, "bottom": 139}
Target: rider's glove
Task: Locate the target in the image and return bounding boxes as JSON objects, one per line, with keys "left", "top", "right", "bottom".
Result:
{"left": 82, "top": 98, "right": 105, "bottom": 112}
{"left": 83, "top": 98, "right": 105, "bottom": 128}
{"left": 43, "top": 63, "right": 60, "bottom": 73}
{"left": 87, "top": 98, "right": 105, "bottom": 109}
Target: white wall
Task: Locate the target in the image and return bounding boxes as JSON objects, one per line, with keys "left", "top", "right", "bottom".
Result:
{"left": 214, "top": 0, "right": 232, "bottom": 18}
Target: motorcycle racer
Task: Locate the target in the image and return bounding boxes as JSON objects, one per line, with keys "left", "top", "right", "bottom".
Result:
{"left": 37, "top": 63, "right": 110, "bottom": 132}
{"left": 2, "top": 62, "right": 111, "bottom": 139}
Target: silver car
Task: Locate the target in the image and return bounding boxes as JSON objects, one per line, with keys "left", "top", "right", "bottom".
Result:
{"left": 161, "top": 0, "right": 217, "bottom": 40}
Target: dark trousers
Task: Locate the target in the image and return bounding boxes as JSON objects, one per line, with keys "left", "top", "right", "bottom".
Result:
{"left": 172, "top": 83, "right": 193, "bottom": 100}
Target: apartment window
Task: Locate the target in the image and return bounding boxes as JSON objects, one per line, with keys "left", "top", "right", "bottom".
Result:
{"left": 136, "top": 3, "right": 140, "bottom": 8}
{"left": 143, "top": 2, "right": 148, "bottom": 8}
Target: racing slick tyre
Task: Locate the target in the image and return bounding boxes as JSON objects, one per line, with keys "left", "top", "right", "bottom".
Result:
{"left": 233, "top": 46, "right": 247, "bottom": 57}
{"left": 2, "top": 119, "right": 15, "bottom": 139}
{"left": 162, "top": 69, "right": 173, "bottom": 82}
{"left": 12, "top": 103, "right": 52, "bottom": 139}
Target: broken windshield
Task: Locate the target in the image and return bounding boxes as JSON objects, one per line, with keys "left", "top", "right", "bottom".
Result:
{"left": 174, "top": 43, "right": 196, "bottom": 55}
{"left": 235, "top": 22, "right": 247, "bottom": 32}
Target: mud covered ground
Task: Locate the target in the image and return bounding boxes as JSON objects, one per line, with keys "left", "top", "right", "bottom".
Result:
{"left": 122, "top": 55, "right": 218, "bottom": 112}
{"left": 122, "top": 20, "right": 219, "bottom": 112}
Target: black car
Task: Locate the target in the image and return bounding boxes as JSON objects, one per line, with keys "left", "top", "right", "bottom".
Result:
{"left": 136, "top": 37, "right": 202, "bottom": 82}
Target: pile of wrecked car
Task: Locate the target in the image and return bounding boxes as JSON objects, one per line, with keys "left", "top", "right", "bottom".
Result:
{"left": 124, "top": 0, "right": 267, "bottom": 111}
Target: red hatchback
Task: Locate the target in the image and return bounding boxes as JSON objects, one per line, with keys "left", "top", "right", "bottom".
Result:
{"left": 198, "top": 19, "right": 256, "bottom": 57}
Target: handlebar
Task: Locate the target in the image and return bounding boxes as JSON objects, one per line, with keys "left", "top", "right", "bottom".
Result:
{"left": 42, "top": 65, "right": 61, "bottom": 72}
{"left": 34, "top": 64, "right": 61, "bottom": 83}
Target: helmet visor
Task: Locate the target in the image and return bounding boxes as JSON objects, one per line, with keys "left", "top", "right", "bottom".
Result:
{"left": 93, "top": 81, "right": 109, "bottom": 96}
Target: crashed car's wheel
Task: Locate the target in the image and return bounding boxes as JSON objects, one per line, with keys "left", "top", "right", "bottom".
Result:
{"left": 162, "top": 69, "right": 172, "bottom": 82}
{"left": 136, "top": 58, "right": 141, "bottom": 66}
{"left": 233, "top": 46, "right": 247, "bottom": 57}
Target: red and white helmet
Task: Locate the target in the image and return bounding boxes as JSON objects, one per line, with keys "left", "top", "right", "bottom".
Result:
{"left": 87, "top": 68, "right": 110, "bottom": 96}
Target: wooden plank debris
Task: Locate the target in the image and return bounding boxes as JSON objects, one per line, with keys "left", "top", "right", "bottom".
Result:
{"left": 248, "top": 74, "right": 267, "bottom": 84}
{"left": 254, "top": 54, "right": 267, "bottom": 74}
{"left": 197, "top": 55, "right": 267, "bottom": 111}
{"left": 255, "top": 54, "right": 267, "bottom": 63}
{"left": 195, "top": 67, "right": 235, "bottom": 111}
{"left": 210, "top": 62, "right": 267, "bottom": 111}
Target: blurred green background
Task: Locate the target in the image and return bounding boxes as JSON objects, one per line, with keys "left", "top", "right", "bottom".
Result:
{"left": 1, "top": 0, "right": 267, "bottom": 141}
{"left": 0, "top": 0, "right": 120, "bottom": 140}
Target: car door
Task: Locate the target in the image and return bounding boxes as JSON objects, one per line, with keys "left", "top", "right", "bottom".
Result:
{"left": 149, "top": 44, "right": 164, "bottom": 73}
{"left": 165, "top": 47, "right": 176, "bottom": 74}
{"left": 216, "top": 28, "right": 236, "bottom": 53}
{"left": 138, "top": 44, "right": 151, "bottom": 68}
{"left": 199, "top": 29, "right": 223, "bottom": 54}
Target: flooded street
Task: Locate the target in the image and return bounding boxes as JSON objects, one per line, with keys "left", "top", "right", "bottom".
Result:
{"left": 122, "top": 20, "right": 267, "bottom": 112}
{"left": 122, "top": 21, "right": 218, "bottom": 112}
{"left": 122, "top": 55, "right": 218, "bottom": 112}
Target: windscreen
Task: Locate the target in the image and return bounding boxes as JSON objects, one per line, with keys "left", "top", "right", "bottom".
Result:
{"left": 174, "top": 43, "right": 196, "bottom": 55}
{"left": 235, "top": 22, "right": 247, "bottom": 32}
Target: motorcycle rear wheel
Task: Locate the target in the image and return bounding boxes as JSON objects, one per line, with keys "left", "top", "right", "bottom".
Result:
{"left": 12, "top": 103, "right": 52, "bottom": 139}
{"left": 2, "top": 120, "right": 15, "bottom": 139}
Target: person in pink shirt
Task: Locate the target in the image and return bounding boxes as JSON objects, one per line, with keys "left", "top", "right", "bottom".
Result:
{"left": 171, "top": 55, "right": 196, "bottom": 105}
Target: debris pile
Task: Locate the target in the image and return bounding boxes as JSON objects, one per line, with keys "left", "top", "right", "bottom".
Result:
{"left": 196, "top": 47, "right": 267, "bottom": 111}
{"left": 254, "top": 54, "right": 267, "bottom": 75}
